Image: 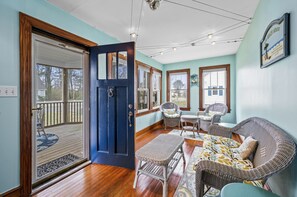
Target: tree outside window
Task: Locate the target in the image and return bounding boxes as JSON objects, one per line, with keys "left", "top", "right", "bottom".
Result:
{"left": 167, "top": 69, "right": 190, "bottom": 110}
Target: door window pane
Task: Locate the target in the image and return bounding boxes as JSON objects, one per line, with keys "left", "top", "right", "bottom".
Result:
{"left": 118, "top": 51, "right": 127, "bottom": 79}
{"left": 98, "top": 53, "right": 107, "bottom": 80}
{"left": 108, "top": 52, "right": 117, "bottom": 79}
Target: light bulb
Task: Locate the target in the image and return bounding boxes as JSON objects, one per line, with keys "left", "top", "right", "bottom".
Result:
{"left": 160, "top": 51, "right": 164, "bottom": 55}
{"left": 173, "top": 47, "right": 177, "bottom": 51}
{"left": 208, "top": 34, "right": 213, "bottom": 39}
{"left": 130, "top": 33, "right": 137, "bottom": 38}
{"left": 211, "top": 41, "right": 216, "bottom": 45}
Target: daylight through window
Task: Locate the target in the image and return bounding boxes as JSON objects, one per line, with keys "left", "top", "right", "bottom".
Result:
{"left": 199, "top": 65, "right": 230, "bottom": 112}
{"left": 167, "top": 69, "right": 190, "bottom": 110}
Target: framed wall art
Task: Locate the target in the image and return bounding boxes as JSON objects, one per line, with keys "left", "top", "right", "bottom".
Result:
{"left": 260, "top": 13, "right": 290, "bottom": 68}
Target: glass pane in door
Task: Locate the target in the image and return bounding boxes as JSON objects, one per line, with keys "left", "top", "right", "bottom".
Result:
{"left": 32, "top": 34, "right": 88, "bottom": 184}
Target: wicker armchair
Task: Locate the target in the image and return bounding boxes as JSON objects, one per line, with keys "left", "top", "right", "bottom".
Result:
{"left": 195, "top": 117, "right": 296, "bottom": 197}
{"left": 160, "top": 102, "right": 182, "bottom": 129}
{"left": 197, "top": 103, "right": 228, "bottom": 132}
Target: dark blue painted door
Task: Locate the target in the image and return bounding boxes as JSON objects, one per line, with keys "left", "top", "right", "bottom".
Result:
{"left": 90, "top": 42, "right": 135, "bottom": 169}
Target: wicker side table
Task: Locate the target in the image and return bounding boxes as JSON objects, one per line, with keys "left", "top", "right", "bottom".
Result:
{"left": 180, "top": 115, "right": 200, "bottom": 137}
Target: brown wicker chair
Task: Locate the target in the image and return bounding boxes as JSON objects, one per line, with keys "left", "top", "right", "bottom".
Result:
{"left": 195, "top": 117, "right": 296, "bottom": 197}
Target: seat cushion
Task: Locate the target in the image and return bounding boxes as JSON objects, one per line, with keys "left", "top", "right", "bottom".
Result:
{"left": 198, "top": 115, "right": 212, "bottom": 121}
{"left": 208, "top": 111, "right": 223, "bottom": 116}
{"left": 164, "top": 113, "right": 180, "bottom": 118}
{"left": 163, "top": 108, "right": 180, "bottom": 118}
{"left": 204, "top": 134, "right": 241, "bottom": 148}
{"left": 197, "top": 134, "right": 263, "bottom": 188}
{"left": 163, "top": 108, "right": 176, "bottom": 115}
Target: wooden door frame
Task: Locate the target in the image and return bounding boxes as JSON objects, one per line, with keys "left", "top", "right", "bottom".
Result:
{"left": 20, "top": 13, "right": 96, "bottom": 196}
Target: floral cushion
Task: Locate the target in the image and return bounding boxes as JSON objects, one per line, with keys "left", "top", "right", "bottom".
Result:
{"left": 197, "top": 135, "right": 263, "bottom": 188}
{"left": 203, "top": 140, "right": 233, "bottom": 158}
{"left": 204, "top": 134, "right": 241, "bottom": 148}
{"left": 198, "top": 115, "right": 212, "bottom": 121}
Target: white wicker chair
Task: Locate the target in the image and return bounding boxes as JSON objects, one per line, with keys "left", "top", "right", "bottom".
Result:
{"left": 160, "top": 102, "right": 182, "bottom": 129}
{"left": 197, "top": 103, "right": 228, "bottom": 132}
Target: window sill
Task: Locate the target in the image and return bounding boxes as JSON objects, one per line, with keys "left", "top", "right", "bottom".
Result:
{"left": 180, "top": 107, "right": 191, "bottom": 111}
{"left": 136, "top": 108, "right": 160, "bottom": 117}
{"left": 199, "top": 108, "right": 231, "bottom": 113}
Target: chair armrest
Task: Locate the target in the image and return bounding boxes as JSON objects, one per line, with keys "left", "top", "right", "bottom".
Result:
{"left": 208, "top": 124, "right": 233, "bottom": 138}
{"left": 177, "top": 110, "right": 182, "bottom": 116}
{"left": 195, "top": 160, "right": 268, "bottom": 182}
{"left": 210, "top": 114, "right": 222, "bottom": 124}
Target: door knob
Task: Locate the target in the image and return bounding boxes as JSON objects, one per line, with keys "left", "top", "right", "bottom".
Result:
{"left": 128, "top": 111, "right": 133, "bottom": 127}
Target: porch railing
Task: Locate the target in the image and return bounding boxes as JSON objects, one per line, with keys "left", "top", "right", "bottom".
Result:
{"left": 37, "top": 101, "right": 83, "bottom": 127}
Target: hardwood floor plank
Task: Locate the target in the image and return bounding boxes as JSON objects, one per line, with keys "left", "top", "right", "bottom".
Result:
{"left": 34, "top": 128, "right": 242, "bottom": 197}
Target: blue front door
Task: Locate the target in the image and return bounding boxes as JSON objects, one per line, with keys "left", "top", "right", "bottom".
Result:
{"left": 90, "top": 42, "right": 135, "bottom": 169}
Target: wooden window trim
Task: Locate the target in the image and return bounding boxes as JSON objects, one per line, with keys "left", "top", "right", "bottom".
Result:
{"left": 166, "top": 69, "right": 191, "bottom": 111}
{"left": 135, "top": 60, "right": 162, "bottom": 117}
{"left": 20, "top": 13, "right": 96, "bottom": 196}
{"left": 199, "top": 64, "right": 231, "bottom": 113}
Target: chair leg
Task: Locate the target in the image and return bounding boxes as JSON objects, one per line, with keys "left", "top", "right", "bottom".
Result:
{"left": 42, "top": 129, "right": 47, "bottom": 139}
{"left": 133, "top": 160, "right": 142, "bottom": 188}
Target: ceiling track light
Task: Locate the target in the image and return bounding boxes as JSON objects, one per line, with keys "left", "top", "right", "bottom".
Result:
{"left": 208, "top": 34, "right": 213, "bottom": 39}
{"left": 130, "top": 32, "right": 137, "bottom": 38}
{"left": 211, "top": 41, "right": 216, "bottom": 45}
{"left": 160, "top": 51, "right": 164, "bottom": 55}
{"left": 145, "top": 0, "right": 162, "bottom": 10}
{"left": 173, "top": 47, "right": 177, "bottom": 51}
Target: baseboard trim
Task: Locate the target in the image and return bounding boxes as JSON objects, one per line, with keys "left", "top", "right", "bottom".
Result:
{"left": 136, "top": 120, "right": 163, "bottom": 137}
{"left": 1, "top": 187, "right": 20, "bottom": 197}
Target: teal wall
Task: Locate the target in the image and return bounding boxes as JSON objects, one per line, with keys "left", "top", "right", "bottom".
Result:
{"left": 163, "top": 55, "right": 237, "bottom": 124}
{"left": 236, "top": 0, "right": 297, "bottom": 196}
{"left": 0, "top": 0, "right": 162, "bottom": 193}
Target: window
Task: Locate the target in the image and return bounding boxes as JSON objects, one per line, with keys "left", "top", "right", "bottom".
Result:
{"left": 152, "top": 69, "right": 162, "bottom": 108}
{"left": 199, "top": 64, "right": 230, "bottom": 112}
{"left": 136, "top": 61, "right": 162, "bottom": 116}
{"left": 166, "top": 69, "right": 190, "bottom": 110}
{"left": 137, "top": 64, "right": 150, "bottom": 112}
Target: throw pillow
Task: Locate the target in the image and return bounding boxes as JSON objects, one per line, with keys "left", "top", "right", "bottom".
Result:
{"left": 208, "top": 111, "right": 223, "bottom": 117}
{"left": 237, "top": 136, "right": 258, "bottom": 159}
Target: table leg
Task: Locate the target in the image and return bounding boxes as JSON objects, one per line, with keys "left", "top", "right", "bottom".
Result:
{"left": 162, "top": 165, "right": 168, "bottom": 197}
{"left": 133, "top": 160, "right": 142, "bottom": 188}
{"left": 181, "top": 146, "right": 186, "bottom": 164}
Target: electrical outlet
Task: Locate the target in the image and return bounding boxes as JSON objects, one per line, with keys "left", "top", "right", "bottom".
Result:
{"left": 0, "top": 86, "right": 18, "bottom": 97}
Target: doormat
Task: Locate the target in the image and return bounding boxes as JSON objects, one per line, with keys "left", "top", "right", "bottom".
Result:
{"left": 174, "top": 147, "right": 220, "bottom": 197}
{"left": 37, "top": 154, "right": 80, "bottom": 178}
{"left": 37, "top": 133, "right": 59, "bottom": 152}
{"left": 168, "top": 129, "right": 205, "bottom": 142}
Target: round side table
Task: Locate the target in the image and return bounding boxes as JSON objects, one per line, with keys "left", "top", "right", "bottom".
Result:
{"left": 221, "top": 183, "right": 280, "bottom": 197}
{"left": 180, "top": 115, "right": 200, "bottom": 137}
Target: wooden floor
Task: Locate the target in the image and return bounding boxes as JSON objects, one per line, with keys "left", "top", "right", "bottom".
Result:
{"left": 34, "top": 128, "right": 239, "bottom": 197}
{"left": 37, "top": 124, "right": 84, "bottom": 166}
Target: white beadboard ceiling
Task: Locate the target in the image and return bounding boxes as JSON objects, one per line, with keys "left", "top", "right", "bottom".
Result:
{"left": 48, "top": 0, "right": 260, "bottom": 64}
